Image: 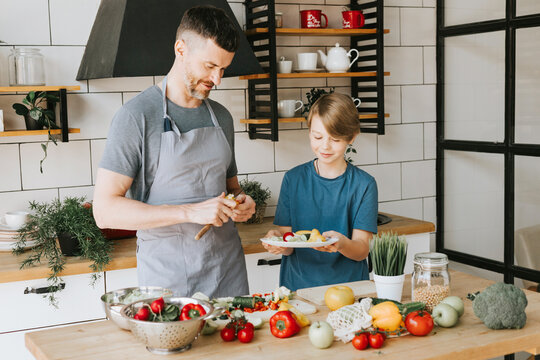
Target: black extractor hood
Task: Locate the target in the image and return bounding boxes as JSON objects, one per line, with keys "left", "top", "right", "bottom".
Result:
{"left": 76, "top": 0, "right": 264, "bottom": 80}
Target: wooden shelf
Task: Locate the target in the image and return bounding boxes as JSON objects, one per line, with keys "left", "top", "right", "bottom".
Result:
{"left": 0, "top": 128, "right": 81, "bottom": 137}
{"left": 240, "top": 71, "right": 389, "bottom": 80}
{"left": 246, "top": 28, "right": 390, "bottom": 36}
{"left": 0, "top": 86, "right": 80, "bottom": 92}
{"left": 240, "top": 113, "right": 389, "bottom": 124}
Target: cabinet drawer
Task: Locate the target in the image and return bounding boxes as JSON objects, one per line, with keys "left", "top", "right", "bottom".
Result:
{"left": 245, "top": 252, "right": 281, "bottom": 294}
{"left": 0, "top": 273, "right": 105, "bottom": 333}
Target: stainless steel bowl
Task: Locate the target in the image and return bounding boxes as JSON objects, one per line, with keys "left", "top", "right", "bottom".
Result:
{"left": 121, "top": 297, "right": 223, "bottom": 355}
{"left": 101, "top": 286, "right": 173, "bottom": 330}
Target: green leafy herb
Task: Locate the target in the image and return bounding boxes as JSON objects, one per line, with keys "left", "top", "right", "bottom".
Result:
{"left": 13, "top": 197, "right": 112, "bottom": 307}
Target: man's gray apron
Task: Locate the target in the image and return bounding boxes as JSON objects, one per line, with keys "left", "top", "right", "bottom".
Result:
{"left": 136, "top": 76, "right": 248, "bottom": 298}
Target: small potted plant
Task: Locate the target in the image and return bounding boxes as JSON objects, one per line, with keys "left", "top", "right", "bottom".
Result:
{"left": 13, "top": 197, "right": 112, "bottom": 306}
{"left": 239, "top": 179, "right": 271, "bottom": 224}
{"left": 12, "top": 91, "right": 60, "bottom": 173}
{"left": 301, "top": 87, "right": 335, "bottom": 116}
{"left": 370, "top": 231, "right": 408, "bottom": 302}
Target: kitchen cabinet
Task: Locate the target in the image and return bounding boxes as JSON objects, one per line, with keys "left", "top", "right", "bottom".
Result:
{"left": 245, "top": 252, "right": 281, "bottom": 294}
{"left": 0, "top": 85, "right": 80, "bottom": 142}
{"left": 0, "top": 273, "right": 105, "bottom": 333}
{"left": 241, "top": 0, "right": 388, "bottom": 140}
{"left": 0, "top": 273, "right": 105, "bottom": 360}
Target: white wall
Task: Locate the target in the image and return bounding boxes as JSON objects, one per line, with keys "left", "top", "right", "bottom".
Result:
{"left": 0, "top": 0, "right": 437, "bottom": 227}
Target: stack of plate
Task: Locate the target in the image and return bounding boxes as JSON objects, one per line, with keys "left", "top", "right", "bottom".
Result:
{"left": 0, "top": 222, "right": 36, "bottom": 252}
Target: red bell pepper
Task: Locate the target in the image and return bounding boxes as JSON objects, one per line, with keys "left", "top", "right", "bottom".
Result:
{"left": 269, "top": 310, "right": 301, "bottom": 338}
{"left": 180, "top": 303, "right": 207, "bottom": 320}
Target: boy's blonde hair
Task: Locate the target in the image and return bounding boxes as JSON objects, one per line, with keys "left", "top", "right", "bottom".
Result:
{"left": 307, "top": 93, "right": 360, "bottom": 142}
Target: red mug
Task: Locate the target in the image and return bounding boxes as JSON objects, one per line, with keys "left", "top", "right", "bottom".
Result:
{"left": 300, "top": 10, "right": 328, "bottom": 29}
{"left": 342, "top": 10, "right": 365, "bottom": 29}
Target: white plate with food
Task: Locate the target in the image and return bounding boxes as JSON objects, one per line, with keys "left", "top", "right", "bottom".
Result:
{"left": 260, "top": 236, "right": 338, "bottom": 248}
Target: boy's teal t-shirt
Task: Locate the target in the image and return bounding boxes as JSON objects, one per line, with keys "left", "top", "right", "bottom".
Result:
{"left": 274, "top": 160, "right": 378, "bottom": 291}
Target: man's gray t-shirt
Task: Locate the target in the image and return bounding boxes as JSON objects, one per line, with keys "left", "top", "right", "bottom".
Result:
{"left": 99, "top": 85, "right": 238, "bottom": 202}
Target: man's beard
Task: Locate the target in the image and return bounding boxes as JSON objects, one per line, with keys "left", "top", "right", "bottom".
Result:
{"left": 184, "top": 70, "right": 212, "bottom": 100}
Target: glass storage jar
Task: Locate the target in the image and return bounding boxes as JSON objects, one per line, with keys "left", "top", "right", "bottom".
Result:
{"left": 411, "top": 252, "right": 450, "bottom": 311}
{"left": 8, "top": 48, "right": 46, "bottom": 86}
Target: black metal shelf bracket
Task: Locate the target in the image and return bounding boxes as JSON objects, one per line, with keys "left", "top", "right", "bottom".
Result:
{"left": 244, "top": 0, "right": 386, "bottom": 140}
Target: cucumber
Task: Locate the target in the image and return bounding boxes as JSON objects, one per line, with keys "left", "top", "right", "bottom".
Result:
{"left": 232, "top": 296, "right": 263, "bottom": 309}
{"left": 361, "top": 297, "right": 425, "bottom": 316}
{"left": 398, "top": 301, "right": 425, "bottom": 316}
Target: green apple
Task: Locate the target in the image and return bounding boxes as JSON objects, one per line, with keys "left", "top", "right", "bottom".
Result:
{"left": 432, "top": 303, "right": 459, "bottom": 328}
{"left": 308, "top": 321, "right": 334, "bottom": 349}
{"left": 441, "top": 296, "right": 465, "bottom": 317}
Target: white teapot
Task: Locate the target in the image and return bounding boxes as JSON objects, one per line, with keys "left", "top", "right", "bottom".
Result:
{"left": 318, "top": 43, "right": 360, "bottom": 73}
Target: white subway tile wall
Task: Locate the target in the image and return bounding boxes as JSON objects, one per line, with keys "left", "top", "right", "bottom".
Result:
{"left": 0, "top": 0, "right": 437, "bottom": 224}
{"left": 400, "top": 7, "right": 436, "bottom": 46}
{"left": 402, "top": 84, "right": 436, "bottom": 123}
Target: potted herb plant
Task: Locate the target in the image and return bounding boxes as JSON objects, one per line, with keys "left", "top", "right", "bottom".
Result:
{"left": 13, "top": 197, "right": 112, "bottom": 306}
{"left": 301, "top": 87, "right": 335, "bottom": 116}
{"left": 239, "top": 179, "right": 271, "bottom": 224}
{"left": 370, "top": 232, "right": 408, "bottom": 302}
{"left": 12, "top": 91, "right": 60, "bottom": 173}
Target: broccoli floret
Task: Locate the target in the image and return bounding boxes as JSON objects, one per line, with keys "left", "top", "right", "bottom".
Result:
{"left": 467, "top": 282, "right": 528, "bottom": 330}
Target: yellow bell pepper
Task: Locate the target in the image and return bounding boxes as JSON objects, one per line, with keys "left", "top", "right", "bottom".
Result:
{"left": 278, "top": 302, "right": 310, "bottom": 327}
{"left": 368, "top": 301, "right": 402, "bottom": 332}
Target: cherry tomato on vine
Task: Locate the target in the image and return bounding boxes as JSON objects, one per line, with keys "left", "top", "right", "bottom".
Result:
{"left": 368, "top": 332, "right": 385, "bottom": 349}
{"left": 220, "top": 327, "right": 236, "bottom": 342}
{"left": 351, "top": 333, "right": 369, "bottom": 350}
{"left": 237, "top": 326, "right": 254, "bottom": 343}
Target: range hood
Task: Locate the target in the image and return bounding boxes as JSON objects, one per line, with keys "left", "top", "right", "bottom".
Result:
{"left": 76, "top": 0, "right": 264, "bottom": 80}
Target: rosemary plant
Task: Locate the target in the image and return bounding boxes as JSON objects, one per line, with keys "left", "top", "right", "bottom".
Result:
{"left": 370, "top": 232, "right": 407, "bottom": 276}
{"left": 13, "top": 197, "right": 112, "bottom": 306}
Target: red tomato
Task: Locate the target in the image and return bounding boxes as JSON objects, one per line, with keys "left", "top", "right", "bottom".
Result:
{"left": 376, "top": 328, "right": 387, "bottom": 340}
{"left": 220, "top": 327, "right": 236, "bottom": 342}
{"left": 133, "top": 307, "right": 150, "bottom": 321}
{"left": 368, "top": 333, "right": 385, "bottom": 349}
{"left": 351, "top": 333, "right": 369, "bottom": 350}
{"left": 237, "top": 327, "right": 254, "bottom": 343}
{"left": 150, "top": 297, "right": 165, "bottom": 314}
{"left": 405, "top": 310, "right": 434, "bottom": 336}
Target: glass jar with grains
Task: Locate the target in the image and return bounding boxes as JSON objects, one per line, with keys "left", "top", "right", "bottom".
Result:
{"left": 411, "top": 252, "right": 450, "bottom": 312}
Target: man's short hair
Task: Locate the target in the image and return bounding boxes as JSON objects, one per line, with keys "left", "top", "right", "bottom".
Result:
{"left": 176, "top": 5, "right": 239, "bottom": 53}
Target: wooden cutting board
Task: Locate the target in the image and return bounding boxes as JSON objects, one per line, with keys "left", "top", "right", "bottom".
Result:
{"left": 296, "top": 280, "right": 376, "bottom": 305}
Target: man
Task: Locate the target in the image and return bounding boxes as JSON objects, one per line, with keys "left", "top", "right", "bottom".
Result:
{"left": 93, "top": 5, "right": 255, "bottom": 298}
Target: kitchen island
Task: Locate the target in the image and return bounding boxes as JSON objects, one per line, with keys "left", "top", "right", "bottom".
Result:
{"left": 24, "top": 270, "right": 540, "bottom": 360}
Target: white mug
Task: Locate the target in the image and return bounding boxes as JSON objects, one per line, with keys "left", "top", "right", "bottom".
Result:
{"left": 352, "top": 97, "right": 361, "bottom": 108}
{"left": 297, "top": 53, "right": 318, "bottom": 70}
{"left": 4, "top": 211, "right": 29, "bottom": 228}
{"left": 278, "top": 57, "right": 293, "bottom": 73}
{"left": 278, "top": 100, "right": 303, "bottom": 118}
{"left": 0, "top": 109, "right": 4, "bottom": 132}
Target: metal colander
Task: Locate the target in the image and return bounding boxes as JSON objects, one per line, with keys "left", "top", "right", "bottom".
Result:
{"left": 121, "top": 297, "right": 223, "bottom": 355}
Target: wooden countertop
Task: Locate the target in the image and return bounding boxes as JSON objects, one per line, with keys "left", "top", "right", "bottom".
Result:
{"left": 25, "top": 270, "right": 540, "bottom": 360}
{"left": 0, "top": 213, "right": 434, "bottom": 284}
